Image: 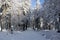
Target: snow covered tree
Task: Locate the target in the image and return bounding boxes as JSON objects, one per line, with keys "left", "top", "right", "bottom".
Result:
{"left": 43, "top": 0, "right": 60, "bottom": 30}
{"left": 9, "top": 0, "right": 31, "bottom": 31}
{"left": 32, "top": 0, "right": 41, "bottom": 30}
{"left": 0, "top": 0, "right": 11, "bottom": 31}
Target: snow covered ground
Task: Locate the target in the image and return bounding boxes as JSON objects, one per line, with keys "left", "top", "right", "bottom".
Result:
{"left": 39, "top": 30, "right": 60, "bottom": 40}
{"left": 0, "top": 28, "right": 49, "bottom": 40}
{"left": 0, "top": 28, "right": 60, "bottom": 40}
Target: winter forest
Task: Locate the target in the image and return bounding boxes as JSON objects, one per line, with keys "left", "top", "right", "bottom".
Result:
{"left": 0, "top": 0, "right": 60, "bottom": 40}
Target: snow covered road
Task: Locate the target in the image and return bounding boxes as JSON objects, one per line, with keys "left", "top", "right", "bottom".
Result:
{"left": 0, "top": 29, "right": 49, "bottom": 40}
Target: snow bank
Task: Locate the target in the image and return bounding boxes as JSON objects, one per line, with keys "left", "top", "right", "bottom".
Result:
{"left": 0, "top": 29, "right": 49, "bottom": 40}
{"left": 39, "top": 30, "right": 60, "bottom": 40}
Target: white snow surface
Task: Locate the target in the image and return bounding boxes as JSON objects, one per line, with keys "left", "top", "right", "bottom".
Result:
{"left": 0, "top": 28, "right": 60, "bottom": 40}
{"left": 0, "top": 28, "right": 49, "bottom": 40}
{"left": 39, "top": 30, "right": 60, "bottom": 40}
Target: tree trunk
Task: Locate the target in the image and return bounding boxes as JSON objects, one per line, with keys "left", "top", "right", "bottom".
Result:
{"left": 0, "top": 21, "right": 2, "bottom": 32}
{"left": 0, "top": 16, "right": 2, "bottom": 31}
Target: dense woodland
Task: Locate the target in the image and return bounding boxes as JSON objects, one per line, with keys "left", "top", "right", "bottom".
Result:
{"left": 0, "top": 0, "right": 60, "bottom": 34}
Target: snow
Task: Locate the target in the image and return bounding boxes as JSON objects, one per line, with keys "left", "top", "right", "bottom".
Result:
{"left": 39, "top": 30, "right": 60, "bottom": 40}
{"left": 0, "top": 28, "right": 60, "bottom": 40}
{"left": 0, "top": 28, "right": 49, "bottom": 40}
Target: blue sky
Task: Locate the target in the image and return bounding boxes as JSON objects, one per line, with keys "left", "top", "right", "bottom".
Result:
{"left": 31, "top": 0, "right": 44, "bottom": 8}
